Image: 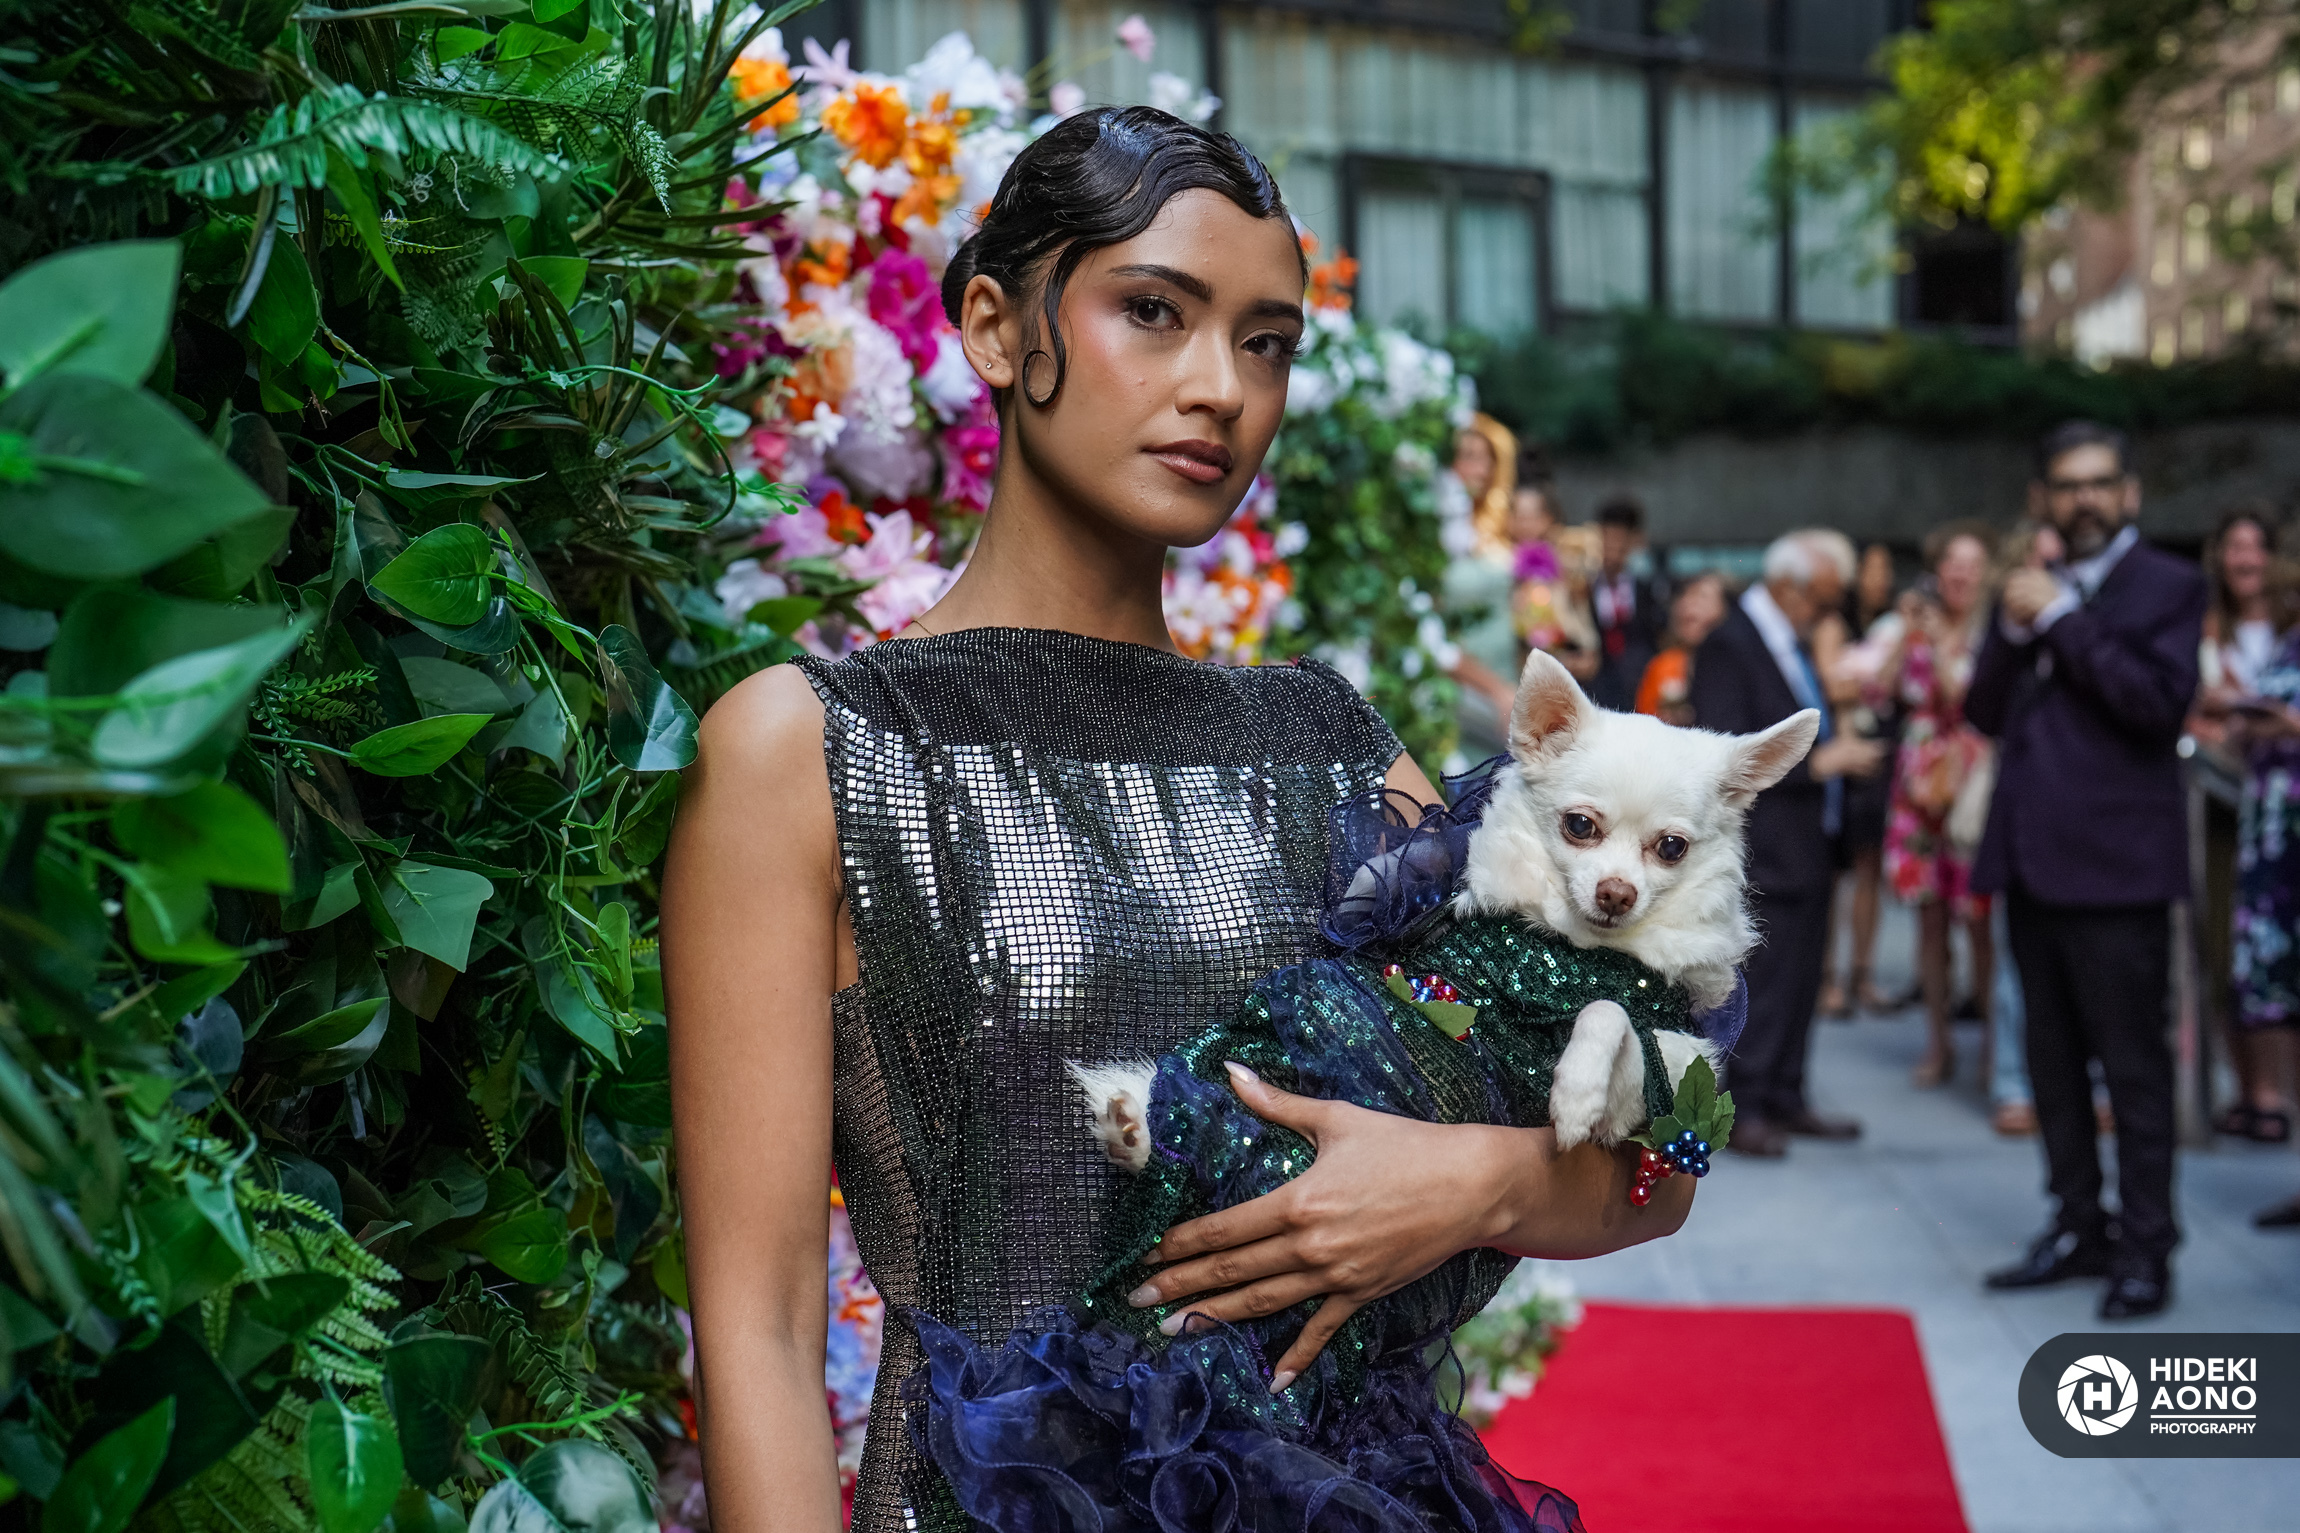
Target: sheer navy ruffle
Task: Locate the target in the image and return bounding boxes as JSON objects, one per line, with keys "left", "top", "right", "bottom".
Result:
{"left": 1693, "top": 969, "right": 1749, "bottom": 1058}
{"left": 907, "top": 1308, "right": 1586, "bottom": 1533}
{"left": 1320, "top": 756, "right": 1506, "bottom": 954}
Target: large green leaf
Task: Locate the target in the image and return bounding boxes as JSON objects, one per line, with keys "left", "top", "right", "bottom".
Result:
{"left": 42, "top": 1398, "right": 172, "bottom": 1533}
{"left": 146, "top": 505, "right": 299, "bottom": 601}
{"left": 348, "top": 714, "right": 493, "bottom": 776}
{"left": 473, "top": 1206, "right": 569, "bottom": 1284}
{"left": 382, "top": 1334, "right": 492, "bottom": 1489}
{"left": 0, "top": 373, "right": 275, "bottom": 579}
{"left": 0, "top": 242, "right": 179, "bottom": 389}
{"left": 218, "top": 1273, "right": 352, "bottom": 1378}
{"left": 259, "top": 996, "right": 388, "bottom": 1056}
{"left": 380, "top": 861, "right": 494, "bottom": 971}
{"left": 50, "top": 589, "right": 286, "bottom": 699}
{"left": 245, "top": 234, "right": 318, "bottom": 368}
{"left": 111, "top": 781, "right": 292, "bottom": 893}
{"left": 308, "top": 1395, "right": 405, "bottom": 1533}
{"left": 121, "top": 864, "right": 237, "bottom": 965}
{"left": 468, "top": 1439, "right": 652, "bottom": 1533}
{"left": 92, "top": 617, "right": 313, "bottom": 768}
{"left": 400, "top": 657, "right": 515, "bottom": 718}
{"left": 370, "top": 524, "right": 494, "bottom": 625}
{"left": 597, "top": 624, "right": 697, "bottom": 772}
{"left": 89, "top": 1320, "right": 263, "bottom": 1500}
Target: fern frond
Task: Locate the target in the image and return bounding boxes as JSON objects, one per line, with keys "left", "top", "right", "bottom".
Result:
{"left": 432, "top": 1275, "right": 652, "bottom": 1481}
{"left": 126, "top": 0, "right": 265, "bottom": 75}
{"left": 416, "top": 52, "right": 675, "bottom": 211}
{"left": 165, "top": 84, "right": 568, "bottom": 199}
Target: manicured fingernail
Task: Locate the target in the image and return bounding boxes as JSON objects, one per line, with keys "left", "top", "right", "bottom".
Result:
{"left": 1225, "top": 1061, "right": 1258, "bottom": 1088}
{"left": 1127, "top": 1284, "right": 1159, "bottom": 1308}
{"left": 1159, "top": 1311, "right": 1189, "bottom": 1337}
{"left": 1268, "top": 1370, "right": 1297, "bottom": 1396}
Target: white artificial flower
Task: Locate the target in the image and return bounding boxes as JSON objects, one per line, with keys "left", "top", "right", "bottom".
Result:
{"left": 1284, "top": 363, "right": 1336, "bottom": 417}
{"left": 1324, "top": 640, "right": 1373, "bottom": 692}
{"left": 920, "top": 332, "right": 986, "bottom": 423}
{"left": 1417, "top": 614, "right": 1459, "bottom": 672}
{"left": 737, "top": 20, "right": 787, "bottom": 64}
{"left": 714, "top": 559, "right": 789, "bottom": 626}
{"left": 793, "top": 401, "right": 846, "bottom": 450}
{"left": 1272, "top": 521, "right": 1309, "bottom": 558}
{"left": 1146, "top": 72, "right": 1219, "bottom": 125}
{"left": 953, "top": 126, "right": 1027, "bottom": 220}
{"left": 1392, "top": 440, "right": 1436, "bottom": 481}
{"left": 906, "top": 31, "right": 1015, "bottom": 117}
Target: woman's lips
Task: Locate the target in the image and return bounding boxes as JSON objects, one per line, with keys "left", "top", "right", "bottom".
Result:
{"left": 1145, "top": 439, "right": 1233, "bottom": 486}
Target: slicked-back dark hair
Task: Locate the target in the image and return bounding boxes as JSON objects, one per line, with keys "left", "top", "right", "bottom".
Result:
{"left": 939, "top": 105, "right": 1299, "bottom": 407}
{"left": 2034, "top": 419, "right": 2134, "bottom": 479}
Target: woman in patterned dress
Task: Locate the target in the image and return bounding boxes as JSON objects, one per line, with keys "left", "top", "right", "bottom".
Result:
{"left": 662, "top": 108, "right": 1690, "bottom": 1532}
{"left": 1885, "top": 523, "right": 1999, "bottom": 1088}
{"left": 2232, "top": 619, "right": 2300, "bottom": 1226}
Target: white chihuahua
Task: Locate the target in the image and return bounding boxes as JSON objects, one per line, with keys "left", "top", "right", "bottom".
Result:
{"left": 1078, "top": 649, "right": 1818, "bottom": 1166}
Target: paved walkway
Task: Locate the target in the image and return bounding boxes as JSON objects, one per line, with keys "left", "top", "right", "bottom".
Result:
{"left": 1562, "top": 920, "right": 2300, "bottom": 1533}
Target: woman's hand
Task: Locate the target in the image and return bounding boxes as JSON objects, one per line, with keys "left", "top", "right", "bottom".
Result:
{"left": 1129, "top": 1064, "right": 1690, "bottom": 1388}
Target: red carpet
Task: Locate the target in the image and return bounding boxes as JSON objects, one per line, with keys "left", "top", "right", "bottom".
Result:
{"left": 1480, "top": 1303, "right": 1969, "bottom": 1533}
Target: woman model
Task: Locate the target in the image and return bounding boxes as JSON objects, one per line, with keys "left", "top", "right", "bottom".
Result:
{"left": 1884, "top": 522, "right": 1999, "bottom": 1088}
{"left": 662, "top": 109, "right": 1690, "bottom": 1532}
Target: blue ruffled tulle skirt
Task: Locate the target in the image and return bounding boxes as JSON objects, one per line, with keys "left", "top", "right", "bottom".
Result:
{"left": 907, "top": 1307, "right": 1584, "bottom": 1532}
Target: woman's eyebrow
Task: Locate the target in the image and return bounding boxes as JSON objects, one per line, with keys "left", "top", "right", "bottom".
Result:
{"left": 1108, "top": 263, "right": 1212, "bottom": 301}
{"left": 1247, "top": 298, "right": 1307, "bottom": 326}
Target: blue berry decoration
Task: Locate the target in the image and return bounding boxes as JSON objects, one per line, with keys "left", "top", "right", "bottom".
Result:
{"left": 1628, "top": 1055, "right": 1734, "bottom": 1203}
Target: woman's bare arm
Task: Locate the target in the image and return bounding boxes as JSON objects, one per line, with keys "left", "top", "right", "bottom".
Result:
{"left": 663, "top": 666, "right": 847, "bottom": 1532}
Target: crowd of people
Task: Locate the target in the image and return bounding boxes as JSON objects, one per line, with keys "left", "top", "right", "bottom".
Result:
{"left": 1445, "top": 413, "right": 2300, "bottom": 1322}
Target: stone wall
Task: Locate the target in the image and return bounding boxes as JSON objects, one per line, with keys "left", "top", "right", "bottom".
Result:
{"left": 1551, "top": 418, "right": 2300, "bottom": 553}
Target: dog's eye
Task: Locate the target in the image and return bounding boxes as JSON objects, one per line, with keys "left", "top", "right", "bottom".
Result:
{"left": 1561, "top": 813, "right": 1600, "bottom": 843}
{"left": 1655, "top": 835, "right": 1689, "bottom": 864}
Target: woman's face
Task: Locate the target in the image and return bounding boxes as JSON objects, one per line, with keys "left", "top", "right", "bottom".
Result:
{"left": 1858, "top": 544, "right": 1894, "bottom": 611}
{"left": 1672, "top": 575, "right": 1726, "bottom": 646}
{"left": 2221, "top": 519, "right": 2271, "bottom": 603}
{"left": 1453, "top": 431, "right": 1497, "bottom": 501}
{"left": 958, "top": 188, "right": 1306, "bottom": 550}
{"left": 1935, "top": 534, "right": 1989, "bottom": 618}
{"left": 1508, "top": 487, "right": 1555, "bottom": 544}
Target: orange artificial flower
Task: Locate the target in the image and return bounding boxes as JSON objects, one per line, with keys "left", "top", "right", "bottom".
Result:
{"left": 789, "top": 237, "right": 851, "bottom": 292}
{"left": 1308, "top": 247, "right": 1359, "bottom": 312}
{"left": 820, "top": 489, "right": 867, "bottom": 544}
{"left": 731, "top": 55, "right": 800, "bottom": 131}
{"left": 891, "top": 171, "right": 963, "bottom": 229}
{"left": 824, "top": 82, "right": 909, "bottom": 169}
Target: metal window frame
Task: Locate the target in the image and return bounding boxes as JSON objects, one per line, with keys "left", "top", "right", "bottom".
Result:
{"left": 1339, "top": 153, "right": 1556, "bottom": 335}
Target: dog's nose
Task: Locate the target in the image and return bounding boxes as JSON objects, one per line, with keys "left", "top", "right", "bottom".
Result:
{"left": 1594, "top": 878, "right": 1638, "bottom": 918}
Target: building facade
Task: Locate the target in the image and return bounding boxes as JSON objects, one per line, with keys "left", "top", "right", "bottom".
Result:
{"left": 794, "top": 0, "right": 1907, "bottom": 337}
{"left": 2024, "top": 25, "right": 2300, "bottom": 364}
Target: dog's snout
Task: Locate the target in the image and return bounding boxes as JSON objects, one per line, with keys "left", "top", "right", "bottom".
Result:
{"left": 1594, "top": 877, "right": 1638, "bottom": 918}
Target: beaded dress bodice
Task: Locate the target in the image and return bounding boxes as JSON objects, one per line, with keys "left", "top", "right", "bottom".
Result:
{"left": 793, "top": 630, "right": 1401, "bottom": 1532}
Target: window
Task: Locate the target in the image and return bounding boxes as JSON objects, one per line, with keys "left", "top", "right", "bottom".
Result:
{"left": 2151, "top": 318, "right": 2177, "bottom": 366}
{"left": 2184, "top": 122, "right": 2213, "bottom": 170}
{"left": 2225, "top": 291, "right": 2251, "bottom": 335}
{"left": 2152, "top": 227, "right": 2178, "bottom": 286}
{"left": 2281, "top": 66, "right": 2300, "bottom": 112}
{"left": 2181, "top": 305, "right": 2206, "bottom": 357}
{"left": 2183, "top": 202, "right": 2212, "bottom": 273}
{"left": 2275, "top": 171, "right": 2297, "bottom": 224}
{"left": 1344, "top": 157, "right": 1549, "bottom": 337}
{"left": 2229, "top": 87, "right": 2253, "bottom": 144}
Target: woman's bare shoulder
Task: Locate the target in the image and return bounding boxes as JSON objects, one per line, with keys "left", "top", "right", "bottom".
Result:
{"left": 681, "top": 664, "right": 834, "bottom": 850}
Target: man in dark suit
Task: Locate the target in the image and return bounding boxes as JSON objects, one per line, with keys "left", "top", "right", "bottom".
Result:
{"left": 1690, "top": 531, "right": 1885, "bottom": 1156}
{"left": 1587, "top": 496, "right": 1669, "bottom": 712}
{"left": 1968, "top": 421, "right": 2204, "bottom": 1320}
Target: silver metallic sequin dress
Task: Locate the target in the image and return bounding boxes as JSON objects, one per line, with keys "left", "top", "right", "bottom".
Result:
{"left": 793, "top": 629, "right": 1402, "bottom": 1532}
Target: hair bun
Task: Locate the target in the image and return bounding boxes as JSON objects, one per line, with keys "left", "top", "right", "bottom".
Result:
{"left": 940, "top": 235, "right": 982, "bottom": 326}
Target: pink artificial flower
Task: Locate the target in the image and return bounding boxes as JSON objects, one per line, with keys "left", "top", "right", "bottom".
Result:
{"left": 840, "top": 510, "right": 954, "bottom": 635}
{"left": 1117, "top": 14, "right": 1155, "bottom": 62}
{"left": 939, "top": 420, "right": 999, "bottom": 511}
{"left": 755, "top": 499, "right": 847, "bottom": 561}
{"left": 867, "top": 249, "right": 944, "bottom": 374}
{"left": 1050, "top": 80, "right": 1086, "bottom": 117}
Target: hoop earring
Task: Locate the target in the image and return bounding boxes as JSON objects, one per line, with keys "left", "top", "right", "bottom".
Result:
{"left": 1019, "top": 348, "right": 1059, "bottom": 408}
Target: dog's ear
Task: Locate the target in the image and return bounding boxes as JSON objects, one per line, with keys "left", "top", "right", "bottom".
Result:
{"left": 1509, "top": 649, "right": 1592, "bottom": 761}
{"left": 1722, "top": 709, "right": 1821, "bottom": 804}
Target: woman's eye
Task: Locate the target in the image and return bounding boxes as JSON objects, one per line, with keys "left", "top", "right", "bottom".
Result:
{"left": 1245, "top": 332, "right": 1299, "bottom": 362}
{"left": 1655, "top": 835, "right": 1689, "bottom": 864}
{"left": 1127, "top": 297, "right": 1178, "bottom": 328}
{"left": 1562, "top": 813, "right": 1599, "bottom": 842}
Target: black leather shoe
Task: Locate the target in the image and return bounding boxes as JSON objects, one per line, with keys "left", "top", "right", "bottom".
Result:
{"left": 1727, "top": 1117, "right": 1789, "bottom": 1157}
{"left": 1984, "top": 1227, "right": 2115, "bottom": 1290}
{"left": 1779, "top": 1108, "right": 1862, "bottom": 1140}
{"left": 2100, "top": 1258, "right": 2172, "bottom": 1320}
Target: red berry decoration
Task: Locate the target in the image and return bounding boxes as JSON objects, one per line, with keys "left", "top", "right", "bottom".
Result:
{"left": 1383, "top": 963, "right": 1403, "bottom": 979}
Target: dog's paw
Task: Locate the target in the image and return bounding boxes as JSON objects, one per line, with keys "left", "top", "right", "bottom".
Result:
{"left": 1066, "top": 1059, "right": 1158, "bottom": 1172}
{"left": 1551, "top": 1000, "right": 1633, "bottom": 1150}
{"left": 1654, "top": 1028, "right": 1720, "bottom": 1089}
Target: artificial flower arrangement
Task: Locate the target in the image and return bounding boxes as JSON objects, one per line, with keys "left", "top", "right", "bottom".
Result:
{"left": 1444, "top": 1261, "right": 1585, "bottom": 1428}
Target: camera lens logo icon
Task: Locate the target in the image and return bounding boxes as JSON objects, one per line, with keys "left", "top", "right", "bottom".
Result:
{"left": 2058, "top": 1355, "right": 2139, "bottom": 1435}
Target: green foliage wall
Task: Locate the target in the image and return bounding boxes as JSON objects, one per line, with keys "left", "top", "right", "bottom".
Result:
{"left": 0, "top": 1, "right": 811, "bottom": 1527}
